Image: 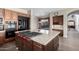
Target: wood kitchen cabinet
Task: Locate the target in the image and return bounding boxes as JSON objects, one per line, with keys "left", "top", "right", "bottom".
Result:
{"left": 15, "top": 33, "right": 59, "bottom": 51}
{"left": 4, "top": 9, "right": 18, "bottom": 21}
{"left": 15, "top": 36, "right": 23, "bottom": 50}
{"left": 21, "top": 37, "right": 32, "bottom": 51}
{"left": 0, "top": 32, "right": 5, "bottom": 45}
{"left": 45, "top": 36, "right": 59, "bottom": 51}
{"left": 4, "top": 9, "right": 12, "bottom": 20}
{"left": 53, "top": 15, "right": 63, "bottom": 36}
{"left": 12, "top": 11, "right": 18, "bottom": 20}
{"left": 0, "top": 36, "right": 4, "bottom": 45}
{"left": 22, "top": 39, "right": 32, "bottom": 51}
{"left": 33, "top": 41, "right": 43, "bottom": 51}
{"left": 53, "top": 15, "right": 63, "bottom": 25}
{"left": 33, "top": 36, "right": 59, "bottom": 51}
{"left": 15, "top": 34, "right": 32, "bottom": 51}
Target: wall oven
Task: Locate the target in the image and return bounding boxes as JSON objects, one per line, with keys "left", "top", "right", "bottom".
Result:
{"left": 5, "top": 21, "right": 16, "bottom": 39}
{"left": 6, "top": 29, "right": 15, "bottom": 39}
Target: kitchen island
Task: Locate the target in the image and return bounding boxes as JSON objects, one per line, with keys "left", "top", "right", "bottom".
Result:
{"left": 15, "top": 30, "right": 60, "bottom": 51}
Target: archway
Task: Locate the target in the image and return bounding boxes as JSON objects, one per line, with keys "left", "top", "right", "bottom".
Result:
{"left": 67, "top": 10, "right": 79, "bottom": 39}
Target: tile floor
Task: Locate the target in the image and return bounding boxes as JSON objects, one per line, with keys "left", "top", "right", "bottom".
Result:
{"left": 58, "top": 29, "right": 79, "bottom": 51}
{"left": 0, "top": 41, "right": 18, "bottom": 51}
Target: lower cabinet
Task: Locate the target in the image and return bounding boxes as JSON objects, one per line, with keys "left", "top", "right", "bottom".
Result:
{"left": 45, "top": 36, "right": 59, "bottom": 51}
{"left": 15, "top": 35, "right": 59, "bottom": 51}
{"left": 33, "top": 41, "right": 43, "bottom": 51}
{"left": 0, "top": 36, "right": 4, "bottom": 45}
{"left": 15, "top": 35, "right": 32, "bottom": 51}
{"left": 22, "top": 37, "right": 32, "bottom": 51}
{"left": 0, "top": 32, "right": 5, "bottom": 45}
{"left": 15, "top": 36, "right": 23, "bottom": 51}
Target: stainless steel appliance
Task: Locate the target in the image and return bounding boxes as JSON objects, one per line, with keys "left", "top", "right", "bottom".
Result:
{"left": 5, "top": 21, "right": 17, "bottom": 39}
{"left": 6, "top": 29, "right": 15, "bottom": 39}
{"left": 6, "top": 21, "right": 16, "bottom": 30}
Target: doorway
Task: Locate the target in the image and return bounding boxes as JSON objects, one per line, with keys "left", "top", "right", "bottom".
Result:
{"left": 67, "top": 11, "right": 79, "bottom": 39}
{"left": 59, "top": 10, "right": 79, "bottom": 51}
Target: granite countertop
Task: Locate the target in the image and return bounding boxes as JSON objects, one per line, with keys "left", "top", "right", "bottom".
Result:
{"left": 16, "top": 30, "right": 60, "bottom": 45}
{"left": 31, "top": 31, "right": 60, "bottom": 45}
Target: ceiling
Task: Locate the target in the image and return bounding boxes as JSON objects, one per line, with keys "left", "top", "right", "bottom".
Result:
{"left": 68, "top": 10, "right": 79, "bottom": 16}
{"left": 24, "top": 8, "right": 65, "bottom": 17}
{"left": 4, "top": 8, "right": 65, "bottom": 17}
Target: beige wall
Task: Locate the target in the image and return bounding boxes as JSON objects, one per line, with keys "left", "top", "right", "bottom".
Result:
{"left": 50, "top": 8, "right": 79, "bottom": 38}
{"left": 63, "top": 9, "right": 79, "bottom": 38}
{"left": 30, "top": 8, "right": 79, "bottom": 38}
{"left": 30, "top": 10, "right": 39, "bottom": 32}
{"left": 75, "top": 15, "right": 79, "bottom": 31}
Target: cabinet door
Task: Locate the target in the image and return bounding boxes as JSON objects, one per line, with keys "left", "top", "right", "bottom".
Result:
{"left": 53, "top": 15, "right": 63, "bottom": 25}
{"left": 0, "top": 36, "right": 4, "bottom": 45}
{"left": 53, "top": 16, "right": 59, "bottom": 24}
{"left": 33, "top": 41, "right": 43, "bottom": 51}
{"left": 45, "top": 36, "right": 59, "bottom": 51}
{"left": 12, "top": 11, "right": 18, "bottom": 20}
{"left": 15, "top": 36, "right": 23, "bottom": 51}
{"left": 58, "top": 16, "right": 63, "bottom": 25}
{"left": 22, "top": 37, "right": 32, "bottom": 51}
{"left": 5, "top": 10, "right": 11, "bottom": 20}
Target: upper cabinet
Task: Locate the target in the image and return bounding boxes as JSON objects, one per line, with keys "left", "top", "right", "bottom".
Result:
{"left": 4, "top": 9, "right": 12, "bottom": 20}
{"left": 4, "top": 9, "right": 30, "bottom": 21}
{"left": 4, "top": 9, "right": 18, "bottom": 21}
{"left": 53, "top": 15, "right": 63, "bottom": 25}
{"left": 12, "top": 11, "right": 18, "bottom": 20}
